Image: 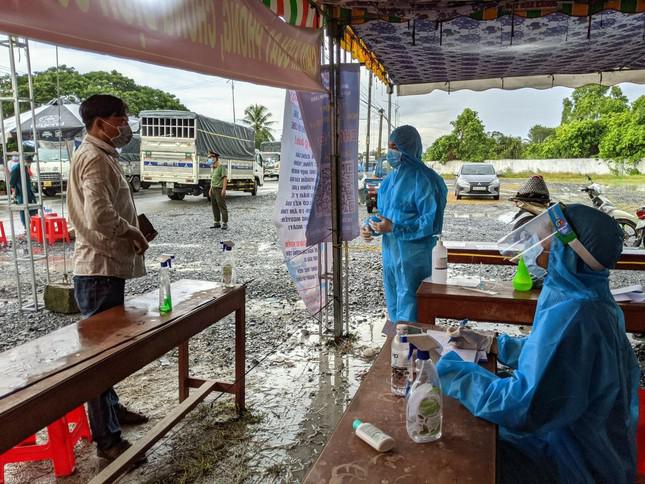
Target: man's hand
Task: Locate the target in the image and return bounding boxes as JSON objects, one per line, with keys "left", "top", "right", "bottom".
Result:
{"left": 124, "top": 227, "right": 149, "bottom": 255}
{"left": 369, "top": 215, "right": 393, "bottom": 234}
{"left": 360, "top": 224, "right": 373, "bottom": 241}
{"left": 221, "top": 189, "right": 226, "bottom": 198}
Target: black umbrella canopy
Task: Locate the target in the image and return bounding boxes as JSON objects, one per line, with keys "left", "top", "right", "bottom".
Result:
{"left": 14, "top": 102, "right": 84, "bottom": 141}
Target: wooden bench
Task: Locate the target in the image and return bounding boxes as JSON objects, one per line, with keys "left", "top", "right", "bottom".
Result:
{"left": 304, "top": 337, "right": 497, "bottom": 483}
{"left": 417, "top": 280, "right": 644, "bottom": 333}
{"left": 446, "top": 241, "right": 645, "bottom": 271}
{"left": 0, "top": 279, "right": 245, "bottom": 483}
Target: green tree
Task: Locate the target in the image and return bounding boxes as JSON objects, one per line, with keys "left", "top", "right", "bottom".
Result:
{"left": 488, "top": 131, "right": 525, "bottom": 159}
{"left": 424, "top": 108, "right": 491, "bottom": 162}
{"left": 540, "top": 119, "right": 606, "bottom": 158}
{"left": 527, "top": 125, "right": 556, "bottom": 144}
{"left": 560, "top": 85, "right": 628, "bottom": 124}
{"left": 242, "top": 104, "right": 276, "bottom": 149}
{"left": 0, "top": 65, "right": 186, "bottom": 117}
{"left": 424, "top": 134, "right": 459, "bottom": 162}
{"left": 599, "top": 96, "right": 645, "bottom": 166}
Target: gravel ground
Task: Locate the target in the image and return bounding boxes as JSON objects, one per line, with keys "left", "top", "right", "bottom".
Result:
{"left": 0, "top": 178, "right": 643, "bottom": 483}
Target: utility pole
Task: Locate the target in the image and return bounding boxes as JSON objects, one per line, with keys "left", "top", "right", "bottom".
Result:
{"left": 387, "top": 85, "right": 393, "bottom": 140}
{"left": 377, "top": 108, "right": 384, "bottom": 157}
{"left": 365, "top": 72, "right": 372, "bottom": 167}
{"left": 228, "top": 80, "right": 236, "bottom": 123}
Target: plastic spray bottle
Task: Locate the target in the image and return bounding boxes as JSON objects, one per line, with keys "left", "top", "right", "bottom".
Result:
{"left": 159, "top": 254, "right": 175, "bottom": 314}
{"left": 512, "top": 256, "right": 533, "bottom": 292}
{"left": 406, "top": 333, "right": 443, "bottom": 443}
{"left": 220, "top": 241, "right": 235, "bottom": 286}
{"left": 391, "top": 325, "right": 410, "bottom": 396}
{"left": 431, "top": 236, "right": 448, "bottom": 284}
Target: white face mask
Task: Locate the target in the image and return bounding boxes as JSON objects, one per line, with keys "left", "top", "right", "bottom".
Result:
{"left": 102, "top": 119, "right": 133, "bottom": 148}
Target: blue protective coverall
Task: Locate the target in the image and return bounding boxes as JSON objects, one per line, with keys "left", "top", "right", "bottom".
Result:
{"left": 437, "top": 204, "right": 640, "bottom": 484}
{"left": 377, "top": 125, "right": 447, "bottom": 323}
{"left": 9, "top": 162, "right": 36, "bottom": 227}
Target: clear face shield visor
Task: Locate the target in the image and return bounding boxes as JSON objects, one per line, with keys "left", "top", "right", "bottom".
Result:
{"left": 497, "top": 204, "right": 605, "bottom": 271}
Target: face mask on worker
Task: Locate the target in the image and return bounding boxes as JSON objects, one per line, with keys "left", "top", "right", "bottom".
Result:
{"left": 208, "top": 158, "right": 213, "bottom": 165}
{"left": 11, "top": 155, "right": 18, "bottom": 162}
{"left": 386, "top": 149, "right": 402, "bottom": 168}
{"left": 498, "top": 203, "right": 605, "bottom": 271}
{"left": 102, "top": 119, "right": 133, "bottom": 148}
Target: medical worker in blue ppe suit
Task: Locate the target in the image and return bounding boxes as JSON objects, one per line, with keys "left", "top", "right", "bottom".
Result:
{"left": 437, "top": 203, "right": 640, "bottom": 484}
{"left": 361, "top": 125, "right": 447, "bottom": 330}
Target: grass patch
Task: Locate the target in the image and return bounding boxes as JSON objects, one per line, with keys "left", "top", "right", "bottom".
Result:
{"left": 496, "top": 171, "right": 645, "bottom": 185}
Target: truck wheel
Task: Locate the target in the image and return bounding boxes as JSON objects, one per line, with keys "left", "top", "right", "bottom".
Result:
{"left": 130, "top": 176, "right": 141, "bottom": 193}
{"left": 168, "top": 193, "right": 185, "bottom": 201}
{"left": 251, "top": 180, "right": 258, "bottom": 196}
{"left": 141, "top": 182, "right": 151, "bottom": 189}
{"left": 367, "top": 202, "right": 374, "bottom": 214}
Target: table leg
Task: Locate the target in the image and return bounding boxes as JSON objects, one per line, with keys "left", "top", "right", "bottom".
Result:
{"left": 235, "top": 305, "right": 246, "bottom": 414}
{"left": 178, "top": 341, "right": 189, "bottom": 402}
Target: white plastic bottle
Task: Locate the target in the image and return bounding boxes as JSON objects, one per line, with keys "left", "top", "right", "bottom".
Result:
{"left": 391, "top": 325, "right": 410, "bottom": 396}
{"left": 220, "top": 241, "right": 235, "bottom": 286}
{"left": 432, "top": 237, "right": 448, "bottom": 284}
{"left": 406, "top": 334, "right": 443, "bottom": 443}
{"left": 352, "top": 419, "right": 395, "bottom": 452}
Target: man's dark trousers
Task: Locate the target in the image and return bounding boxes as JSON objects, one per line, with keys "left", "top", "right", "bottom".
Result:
{"left": 74, "top": 276, "right": 125, "bottom": 450}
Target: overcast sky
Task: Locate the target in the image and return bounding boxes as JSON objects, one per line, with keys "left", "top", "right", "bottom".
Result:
{"left": 2, "top": 40, "right": 644, "bottom": 151}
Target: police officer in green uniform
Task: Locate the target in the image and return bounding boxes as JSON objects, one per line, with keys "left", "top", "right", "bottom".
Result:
{"left": 209, "top": 150, "right": 228, "bottom": 230}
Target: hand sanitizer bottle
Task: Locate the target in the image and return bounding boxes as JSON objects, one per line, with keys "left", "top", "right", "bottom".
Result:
{"left": 432, "top": 236, "right": 448, "bottom": 284}
{"left": 159, "top": 255, "right": 174, "bottom": 314}
{"left": 406, "top": 333, "right": 443, "bottom": 443}
{"left": 220, "top": 241, "right": 235, "bottom": 286}
{"left": 391, "top": 325, "right": 410, "bottom": 396}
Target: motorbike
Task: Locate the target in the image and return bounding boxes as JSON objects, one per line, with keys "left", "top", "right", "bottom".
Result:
{"left": 581, "top": 176, "right": 644, "bottom": 247}
{"left": 359, "top": 156, "right": 391, "bottom": 214}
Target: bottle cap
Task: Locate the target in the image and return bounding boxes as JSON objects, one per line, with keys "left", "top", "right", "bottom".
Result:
{"left": 352, "top": 419, "right": 363, "bottom": 430}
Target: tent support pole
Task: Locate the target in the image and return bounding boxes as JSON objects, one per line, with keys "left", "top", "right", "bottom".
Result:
{"left": 328, "top": 19, "right": 344, "bottom": 338}
{"left": 365, "top": 72, "right": 372, "bottom": 168}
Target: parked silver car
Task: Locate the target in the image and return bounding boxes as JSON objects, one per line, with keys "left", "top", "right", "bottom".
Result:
{"left": 454, "top": 163, "right": 500, "bottom": 200}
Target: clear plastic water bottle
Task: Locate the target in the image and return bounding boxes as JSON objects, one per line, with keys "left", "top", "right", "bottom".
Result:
{"left": 391, "top": 325, "right": 410, "bottom": 396}
{"left": 220, "top": 241, "right": 235, "bottom": 286}
{"left": 406, "top": 334, "right": 443, "bottom": 443}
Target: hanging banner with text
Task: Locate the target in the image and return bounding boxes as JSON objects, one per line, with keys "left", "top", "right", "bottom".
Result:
{"left": 273, "top": 90, "right": 329, "bottom": 315}
{"left": 299, "top": 64, "right": 361, "bottom": 244}
{"left": 0, "top": 0, "right": 323, "bottom": 92}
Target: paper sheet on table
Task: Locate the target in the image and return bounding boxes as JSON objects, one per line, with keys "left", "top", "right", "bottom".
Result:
{"left": 426, "top": 329, "right": 481, "bottom": 363}
{"left": 611, "top": 284, "right": 644, "bottom": 303}
{"left": 423, "top": 276, "right": 481, "bottom": 288}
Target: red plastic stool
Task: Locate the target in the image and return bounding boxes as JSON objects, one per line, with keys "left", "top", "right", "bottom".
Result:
{"left": 0, "top": 221, "right": 7, "bottom": 247}
{"left": 0, "top": 406, "right": 91, "bottom": 482}
{"left": 44, "top": 216, "right": 70, "bottom": 245}
{"left": 29, "top": 216, "right": 44, "bottom": 244}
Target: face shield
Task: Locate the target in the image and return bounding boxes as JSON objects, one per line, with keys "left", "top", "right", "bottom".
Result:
{"left": 497, "top": 203, "right": 605, "bottom": 271}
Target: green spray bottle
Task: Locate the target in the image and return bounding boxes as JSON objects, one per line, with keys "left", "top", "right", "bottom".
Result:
{"left": 512, "top": 256, "right": 533, "bottom": 292}
{"left": 159, "top": 254, "right": 175, "bottom": 313}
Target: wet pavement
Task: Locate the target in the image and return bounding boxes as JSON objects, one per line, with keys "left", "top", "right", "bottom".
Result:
{"left": 0, "top": 178, "right": 643, "bottom": 483}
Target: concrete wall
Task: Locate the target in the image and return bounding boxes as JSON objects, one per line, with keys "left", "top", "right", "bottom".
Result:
{"left": 428, "top": 158, "right": 645, "bottom": 175}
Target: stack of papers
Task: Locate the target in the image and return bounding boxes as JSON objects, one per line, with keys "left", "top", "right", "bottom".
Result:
{"left": 426, "top": 329, "right": 486, "bottom": 363}
{"left": 423, "top": 276, "right": 481, "bottom": 288}
{"left": 612, "top": 285, "right": 644, "bottom": 303}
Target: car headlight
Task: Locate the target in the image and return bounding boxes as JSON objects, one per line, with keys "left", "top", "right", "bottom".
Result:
{"left": 457, "top": 180, "right": 470, "bottom": 188}
{"left": 490, "top": 179, "right": 500, "bottom": 187}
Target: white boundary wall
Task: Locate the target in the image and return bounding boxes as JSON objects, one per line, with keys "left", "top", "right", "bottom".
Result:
{"left": 428, "top": 158, "right": 645, "bottom": 175}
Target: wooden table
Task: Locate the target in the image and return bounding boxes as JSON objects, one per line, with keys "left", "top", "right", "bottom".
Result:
{"left": 446, "top": 241, "right": 645, "bottom": 271}
{"left": 304, "top": 338, "right": 497, "bottom": 484}
{"left": 417, "top": 280, "right": 645, "bottom": 333}
{"left": 0, "top": 279, "right": 245, "bottom": 483}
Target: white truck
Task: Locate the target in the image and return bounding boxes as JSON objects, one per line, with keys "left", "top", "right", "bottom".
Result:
{"left": 139, "top": 110, "right": 263, "bottom": 200}
{"left": 259, "top": 141, "right": 280, "bottom": 179}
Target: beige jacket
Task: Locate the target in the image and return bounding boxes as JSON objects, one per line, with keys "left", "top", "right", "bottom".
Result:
{"left": 68, "top": 135, "right": 145, "bottom": 279}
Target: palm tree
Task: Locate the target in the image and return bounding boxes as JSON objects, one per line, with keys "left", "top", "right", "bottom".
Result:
{"left": 242, "top": 104, "right": 276, "bottom": 149}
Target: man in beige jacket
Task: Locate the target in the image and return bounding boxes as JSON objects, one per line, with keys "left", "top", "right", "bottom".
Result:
{"left": 68, "top": 94, "right": 149, "bottom": 461}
